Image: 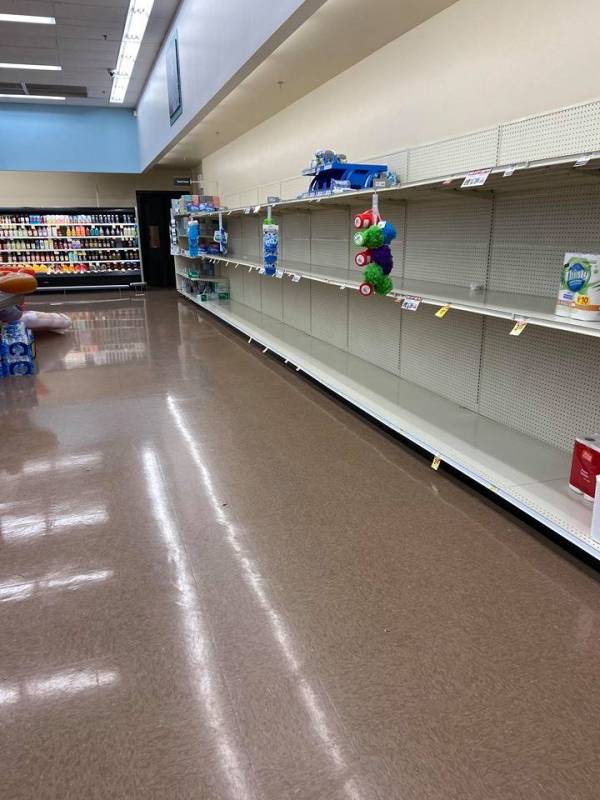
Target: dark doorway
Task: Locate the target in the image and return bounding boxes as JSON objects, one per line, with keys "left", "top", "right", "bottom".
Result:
{"left": 137, "top": 190, "right": 183, "bottom": 288}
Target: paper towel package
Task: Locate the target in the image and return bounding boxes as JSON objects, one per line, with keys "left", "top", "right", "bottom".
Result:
{"left": 569, "top": 434, "right": 600, "bottom": 501}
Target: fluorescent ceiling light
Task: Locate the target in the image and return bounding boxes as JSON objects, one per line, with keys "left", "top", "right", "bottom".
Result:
{"left": 0, "top": 63, "right": 61, "bottom": 71}
{"left": 110, "top": 0, "right": 155, "bottom": 103}
{"left": 0, "top": 13, "right": 56, "bottom": 24}
{"left": 0, "top": 94, "right": 65, "bottom": 100}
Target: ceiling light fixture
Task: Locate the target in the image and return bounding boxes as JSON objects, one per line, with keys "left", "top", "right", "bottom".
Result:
{"left": 110, "top": 0, "right": 155, "bottom": 103}
{"left": 0, "top": 14, "right": 56, "bottom": 25}
{"left": 0, "top": 63, "right": 61, "bottom": 71}
{"left": 0, "top": 94, "right": 66, "bottom": 101}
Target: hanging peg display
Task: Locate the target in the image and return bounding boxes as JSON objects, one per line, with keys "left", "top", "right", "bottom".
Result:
{"left": 354, "top": 193, "right": 397, "bottom": 297}
{"left": 262, "top": 205, "right": 279, "bottom": 277}
{"left": 213, "top": 210, "right": 228, "bottom": 255}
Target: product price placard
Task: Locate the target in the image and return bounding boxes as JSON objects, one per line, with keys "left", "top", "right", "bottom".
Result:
{"left": 401, "top": 295, "right": 422, "bottom": 311}
{"left": 510, "top": 319, "right": 528, "bottom": 336}
{"left": 461, "top": 168, "right": 492, "bottom": 188}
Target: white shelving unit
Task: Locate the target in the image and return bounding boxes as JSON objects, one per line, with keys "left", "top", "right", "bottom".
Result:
{"left": 182, "top": 252, "right": 600, "bottom": 339}
{"left": 175, "top": 97, "right": 600, "bottom": 561}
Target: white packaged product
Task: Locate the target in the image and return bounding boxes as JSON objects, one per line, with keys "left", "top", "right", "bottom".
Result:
{"left": 556, "top": 253, "right": 600, "bottom": 320}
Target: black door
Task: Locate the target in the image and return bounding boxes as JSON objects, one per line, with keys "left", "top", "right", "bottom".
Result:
{"left": 137, "top": 191, "right": 182, "bottom": 288}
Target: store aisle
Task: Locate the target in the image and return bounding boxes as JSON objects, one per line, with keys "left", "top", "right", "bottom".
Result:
{"left": 1, "top": 289, "right": 599, "bottom": 800}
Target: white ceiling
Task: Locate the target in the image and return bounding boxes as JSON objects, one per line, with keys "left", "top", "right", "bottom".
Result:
{"left": 0, "top": 0, "right": 179, "bottom": 106}
{"left": 160, "top": 0, "right": 459, "bottom": 166}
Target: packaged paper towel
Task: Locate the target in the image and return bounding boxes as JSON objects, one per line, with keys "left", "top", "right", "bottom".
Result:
{"left": 556, "top": 253, "right": 600, "bottom": 320}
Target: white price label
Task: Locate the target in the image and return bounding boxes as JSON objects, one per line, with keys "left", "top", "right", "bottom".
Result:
{"left": 461, "top": 168, "right": 492, "bottom": 188}
{"left": 244, "top": 207, "right": 251, "bottom": 214}
{"left": 259, "top": 267, "right": 266, "bottom": 275}
{"left": 253, "top": 205, "right": 261, "bottom": 213}
{"left": 339, "top": 284, "right": 346, "bottom": 290}
{"left": 275, "top": 269, "right": 284, "bottom": 279}
{"left": 401, "top": 295, "right": 422, "bottom": 311}
{"left": 503, "top": 165, "right": 516, "bottom": 177}
{"left": 575, "top": 154, "right": 592, "bottom": 167}
{"left": 442, "top": 176, "right": 455, "bottom": 185}
{"left": 291, "top": 274, "right": 302, "bottom": 283}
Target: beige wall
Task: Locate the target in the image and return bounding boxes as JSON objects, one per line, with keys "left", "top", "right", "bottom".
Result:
{"left": 203, "top": 0, "right": 600, "bottom": 202}
{"left": 0, "top": 167, "right": 193, "bottom": 208}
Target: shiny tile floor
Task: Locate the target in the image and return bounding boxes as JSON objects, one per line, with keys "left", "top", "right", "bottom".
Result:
{"left": 1, "top": 289, "right": 600, "bottom": 799}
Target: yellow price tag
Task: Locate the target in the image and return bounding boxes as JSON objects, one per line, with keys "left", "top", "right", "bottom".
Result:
{"left": 435, "top": 305, "right": 450, "bottom": 318}
{"left": 431, "top": 456, "right": 441, "bottom": 471}
{"left": 510, "top": 319, "right": 528, "bottom": 336}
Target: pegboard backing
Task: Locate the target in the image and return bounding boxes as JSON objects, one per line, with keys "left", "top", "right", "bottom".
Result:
{"left": 479, "top": 318, "right": 600, "bottom": 451}
{"left": 499, "top": 101, "right": 600, "bottom": 165}
{"left": 241, "top": 217, "right": 260, "bottom": 260}
{"left": 227, "top": 217, "right": 242, "bottom": 256}
{"left": 281, "top": 175, "right": 307, "bottom": 201}
{"left": 283, "top": 278, "right": 311, "bottom": 333}
{"left": 404, "top": 196, "right": 492, "bottom": 286}
{"left": 243, "top": 269, "right": 261, "bottom": 311}
{"left": 310, "top": 282, "right": 348, "bottom": 350}
{"left": 348, "top": 291, "right": 401, "bottom": 375}
{"left": 400, "top": 307, "right": 483, "bottom": 411}
{"left": 239, "top": 188, "right": 259, "bottom": 206}
{"left": 227, "top": 266, "right": 244, "bottom": 303}
{"left": 261, "top": 276, "right": 283, "bottom": 321}
{"left": 489, "top": 183, "right": 600, "bottom": 296}
{"left": 364, "top": 150, "right": 409, "bottom": 183}
{"left": 281, "top": 212, "right": 310, "bottom": 268}
{"left": 310, "top": 208, "right": 350, "bottom": 278}
{"left": 407, "top": 128, "right": 498, "bottom": 183}
{"left": 258, "top": 183, "right": 281, "bottom": 204}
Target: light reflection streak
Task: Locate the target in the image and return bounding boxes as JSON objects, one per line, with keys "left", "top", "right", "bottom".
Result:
{"left": 0, "top": 667, "right": 118, "bottom": 706}
{"left": 1, "top": 506, "right": 108, "bottom": 542}
{"left": 0, "top": 569, "right": 113, "bottom": 604}
{"left": 142, "top": 448, "right": 254, "bottom": 800}
{"left": 22, "top": 452, "right": 103, "bottom": 476}
{"left": 166, "top": 396, "right": 364, "bottom": 799}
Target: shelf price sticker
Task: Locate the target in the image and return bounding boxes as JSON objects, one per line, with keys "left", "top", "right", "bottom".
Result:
{"left": 275, "top": 269, "right": 284, "bottom": 279}
{"left": 510, "top": 318, "right": 528, "bottom": 336}
{"left": 574, "top": 154, "right": 592, "bottom": 167}
{"left": 244, "top": 207, "right": 251, "bottom": 215}
{"left": 402, "top": 295, "right": 422, "bottom": 311}
{"left": 503, "top": 165, "right": 516, "bottom": 177}
{"left": 291, "top": 274, "right": 302, "bottom": 283}
{"left": 259, "top": 267, "right": 266, "bottom": 275}
{"left": 253, "top": 205, "right": 261, "bottom": 213}
{"left": 431, "top": 455, "right": 442, "bottom": 471}
{"left": 435, "top": 304, "right": 450, "bottom": 318}
{"left": 461, "top": 168, "right": 492, "bottom": 188}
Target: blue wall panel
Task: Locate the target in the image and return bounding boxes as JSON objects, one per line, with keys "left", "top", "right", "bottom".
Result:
{"left": 0, "top": 104, "right": 139, "bottom": 173}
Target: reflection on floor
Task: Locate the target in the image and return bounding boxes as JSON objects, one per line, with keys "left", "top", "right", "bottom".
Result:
{"left": 0, "top": 289, "right": 599, "bottom": 800}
